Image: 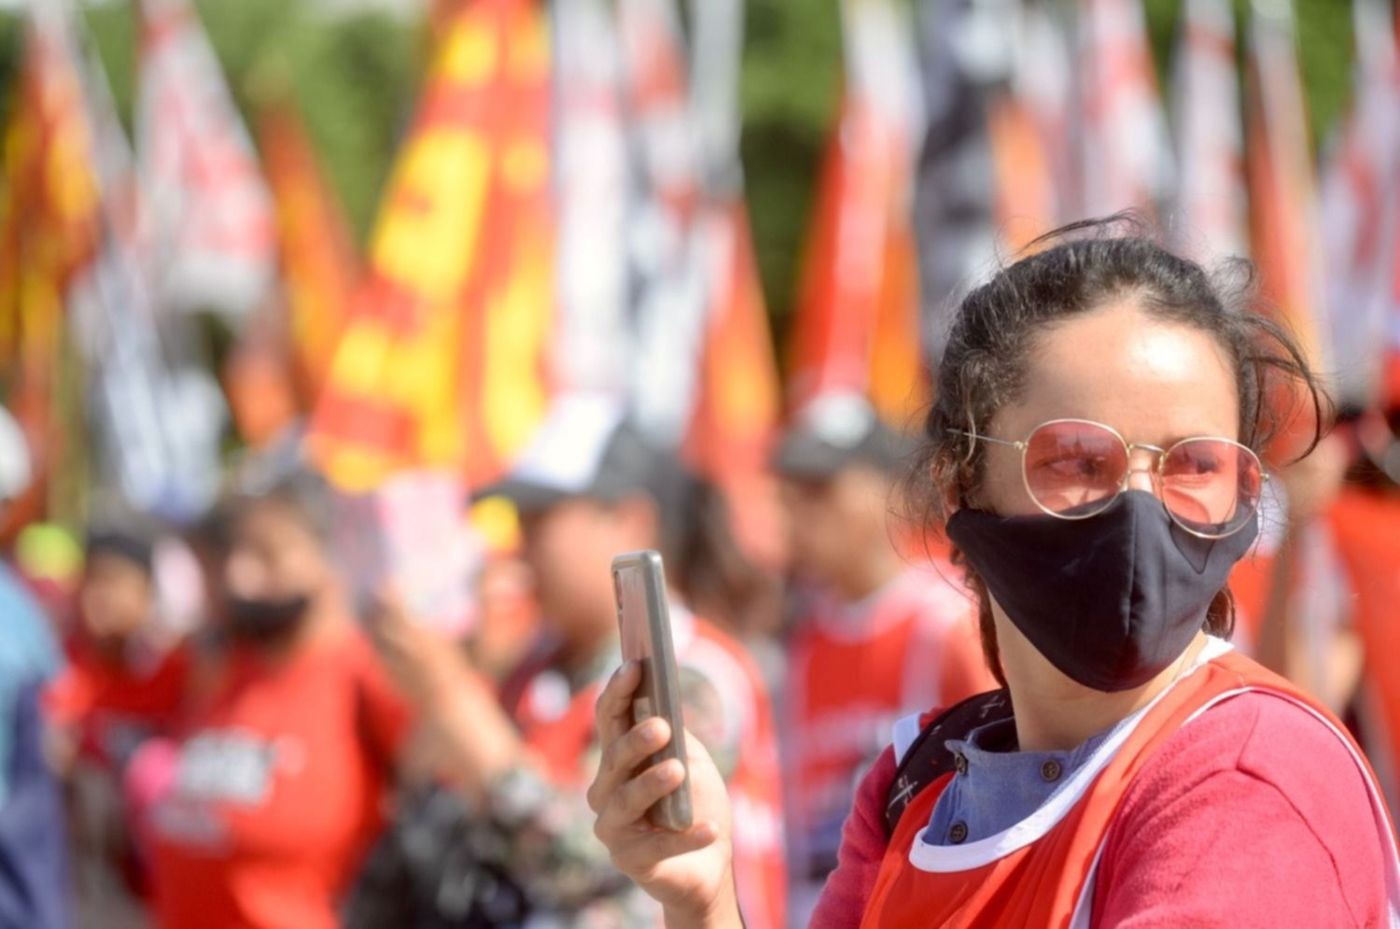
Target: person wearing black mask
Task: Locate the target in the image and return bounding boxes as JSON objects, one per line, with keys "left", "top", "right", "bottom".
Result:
{"left": 586, "top": 218, "right": 1400, "bottom": 927}
{"left": 129, "top": 469, "right": 409, "bottom": 929}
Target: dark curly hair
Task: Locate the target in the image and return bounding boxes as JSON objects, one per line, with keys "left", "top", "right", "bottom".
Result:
{"left": 905, "top": 215, "right": 1330, "bottom": 684}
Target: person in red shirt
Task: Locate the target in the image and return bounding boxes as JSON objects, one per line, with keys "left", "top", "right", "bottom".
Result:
{"left": 586, "top": 222, "right": 1399, "bottom": 927}
{"left": 772, "top": 394, "right": 994, "bottom": 923}
{"left": 130, "top": 469, "right": 408, "bottom": 929}
{"left": 369, "top": 395, "right": 787, "bottom": 929}
{"left": 47, "top": 527, "right": 192, "bottom": 775}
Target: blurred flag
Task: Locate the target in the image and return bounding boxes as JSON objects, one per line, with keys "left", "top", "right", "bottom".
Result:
{"left": 0, "top": 3, "right": 101, "bottom": 533}
{"left": 912, "top": 0, "right": 1066, "bottom": 363}
{"left": 617, "top": 0, "right": 712, "bottom": 447}
{"left": 1073, "top": 0, "right": 1174, "bottom": 218}
{"left": 1244, "top": 0, "right": 1330, "bottom": 371}
{"left": 136, "top": 0, "right": 276, "bottom": 320}
{"left": 1172, "top": 0, "right": 1248, "bottom": 260}
{"left": 256, "top": 98, "right": 361, "bottom": 402}
{"left": 552, "top": 0, "right": 631, "bottom": 400}
{"left": 682, "top": 0, "right": 784, "bottom": 569}
{"left": 790, "top": 0, "right": 925, "bottom": 427}
{"left": 65, "top": 3, "right": 227, "bottom": 520}
{"left": 223, "top": 304, "right": 299, "bottom": 449}
{"left": 1319, "top": 0, "right": 1399, "bottom": 409}
{"left": 309, "top": 0, "right": 554, "bottom": 492}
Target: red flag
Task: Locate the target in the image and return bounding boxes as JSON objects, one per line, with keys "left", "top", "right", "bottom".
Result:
{"left": 308, "top": 0, "right": 553, "bottom": 492}
{"left": 1245, "top": 1, "right": 1329, "bottom": 368}
{"left": 136, "top": 0, "right": 276, "bottom": 320}
{"left": 686, "top": 202, "right": 785, "bottom": 566}
{"left": 788, "top": 0, "right": 925, "bottom": 426}
{"left": 1074, "top": 0, "right": 1174, "bottom": 218}
{"left": 1172, "top": 0, "right": 1248, "bottom": 260}
{"left": 1319, "top": 0, "right": 1400, "bottom": 408}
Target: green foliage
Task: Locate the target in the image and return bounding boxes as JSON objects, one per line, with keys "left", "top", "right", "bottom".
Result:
{"left": 741, "top": 0, "right": 843, "bottom": 344}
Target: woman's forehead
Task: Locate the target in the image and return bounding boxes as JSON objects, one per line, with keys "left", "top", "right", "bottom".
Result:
{"left": 996, "top": 301, "right": 1240, "bottom": 442}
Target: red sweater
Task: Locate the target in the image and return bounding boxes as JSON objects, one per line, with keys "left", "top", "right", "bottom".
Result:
{"left": 812, "top": 691, "right": 1390, "bottom": 928}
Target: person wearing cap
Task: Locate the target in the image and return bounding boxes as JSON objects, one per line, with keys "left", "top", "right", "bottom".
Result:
{"left": 0, "top": 405, "right": 69, "bottom": 929}
{"left": 367, "top": 395, "right": 787, "bottom": 929}
{"left": 129, "top": 468, "right": 409, "bottom": 929}
{"left": 772, "top": 393, "right": 995, "bottom": 925}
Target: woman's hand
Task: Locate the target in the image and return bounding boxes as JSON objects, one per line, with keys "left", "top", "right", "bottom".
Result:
{"left": 588, "top": 661, "right": 744, "bottom": 929}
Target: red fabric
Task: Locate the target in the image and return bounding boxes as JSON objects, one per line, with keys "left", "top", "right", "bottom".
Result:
{"left": 44, "top": 639, "right": 192, "bottom": 769}
{"left": 785, "top": 567, "right": 992, "bottom": 885}
{"left": 812, "top": 690, "right": 1389, "bottom": 929}
{"left": 142, "top": 627, "right": 409, "bottom": 929}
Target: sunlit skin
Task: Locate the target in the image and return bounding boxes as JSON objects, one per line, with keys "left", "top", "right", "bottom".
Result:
{"left": 584, "top": 296, "right": 1246, "bottom": 929}
{"left": 972, "top": 296, "right": 1241, "bottom": 752}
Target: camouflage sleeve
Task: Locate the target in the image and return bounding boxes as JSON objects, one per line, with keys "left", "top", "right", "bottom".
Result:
{"left": 478, "top": 663, "right": 744, "bottom": 913}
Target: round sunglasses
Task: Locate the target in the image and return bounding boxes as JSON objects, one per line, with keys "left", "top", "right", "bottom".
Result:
{"left": 950, "top": 418, "right": 1266, "bottom": 539}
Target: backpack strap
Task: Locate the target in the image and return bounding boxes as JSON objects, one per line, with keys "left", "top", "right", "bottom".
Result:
{"left": 883, "top": 689, "right": 1013, "bottom": 838}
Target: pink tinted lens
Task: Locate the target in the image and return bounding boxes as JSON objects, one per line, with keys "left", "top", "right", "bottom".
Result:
{"left": 1022, "top": 421, "right": 1128, "bottom": 516}
{"left": 1161, "top": 439, "right": 1262, "bottom": 535}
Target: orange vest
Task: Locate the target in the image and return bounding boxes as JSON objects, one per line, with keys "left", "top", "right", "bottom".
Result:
{"left": 858, "top": 642, "right": 1400, "bottom": 929}
{"left": 1329, "top": 489, "right": 1400, "bottom": 787}
{"left": 510, "top": 614, "right": 788, "bottom": 929}
{"left": 786, "top": 568, "right": 989, "bottom": 878}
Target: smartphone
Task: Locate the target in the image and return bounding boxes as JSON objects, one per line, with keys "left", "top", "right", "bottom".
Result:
{"left": 611, "top": 550, "right": 693, "bottom": 831}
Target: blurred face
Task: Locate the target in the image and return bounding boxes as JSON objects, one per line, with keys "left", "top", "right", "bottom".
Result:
{"left": 519, "top": 495, "right": 654, "bottom": 647}
{"left": 79, "top": 553, "right": 154, "bottom": 653}
{"left": 223, "top": 500, "right": 331, "bottom": 608}
{"left": 781, "top": 465, "right": 893, "bottom": 586}
{"left": 972, "top": 298, "right": 1239, "bottom": 680}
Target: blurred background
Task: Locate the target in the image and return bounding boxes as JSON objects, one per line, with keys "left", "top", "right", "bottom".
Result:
{"left": 0, "top": 0, "right": 1397, "bottom": 927}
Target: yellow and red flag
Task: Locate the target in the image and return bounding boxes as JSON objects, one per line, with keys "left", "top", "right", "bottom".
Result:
{"left": 0, "top": 6, "right": 100, "bottom": 534}
{"left": 308, "top": 0, "right": 553, "bottom": 492}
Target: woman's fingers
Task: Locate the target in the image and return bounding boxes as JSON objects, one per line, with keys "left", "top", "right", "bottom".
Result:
{"left": 595, "top": 756, "right": 685, "bottom": 834}
{"left": 595, "top": 660, "right": 641, "bottom": 748}
{"left": 607, "top": 820, "right": 721, "bottom": 875}
{"left": 587, "top": 714, "right": 672, "bottom": 813}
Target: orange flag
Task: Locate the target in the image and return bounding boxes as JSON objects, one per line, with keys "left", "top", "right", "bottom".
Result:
{"left": 256, "top": 99, "right": 360, "bottom": 402}
{"left": 0, "top": 8, "right": 100, "bottom": 534}
{"left": 787, "top": 0, "right": 925, "bottom": 428}
{"left": 686, "top": 201, "right": 785, "bottom": 566}
{"left": 1244, "top": 0, "right": 1329, "bottom": 459}
{"left": 308, "top": 0, "right": 553, "bottom": 492}
{"left": 1245, "top": 1, "right": 1328, "bottom": 364}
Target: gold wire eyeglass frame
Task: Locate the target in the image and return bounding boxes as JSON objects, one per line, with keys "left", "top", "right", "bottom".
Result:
{"left": 948, "top": 418, "right": 1268, "bottom": 540}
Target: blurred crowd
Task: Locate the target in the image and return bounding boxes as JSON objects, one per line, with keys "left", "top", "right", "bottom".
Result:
{"left": 0, "top": 375, "right": 1398, "bottom": 929}
{"left": 0, "top": 0, "right": 1397, "bottom": 925}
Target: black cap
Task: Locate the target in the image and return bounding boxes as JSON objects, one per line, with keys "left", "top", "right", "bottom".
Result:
{"left": 772, "top": 393, "right": 913, "bottom": 481}
{"left": 477, "top": 393, "right": 680, "bottom": 515}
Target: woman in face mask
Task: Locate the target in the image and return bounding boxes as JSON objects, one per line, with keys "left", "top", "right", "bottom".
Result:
{"left": 129, "top": 470, "right": 409, "bottom": 929}
{"left": 586, "top": 219, "right": 1400, "bottom": 928}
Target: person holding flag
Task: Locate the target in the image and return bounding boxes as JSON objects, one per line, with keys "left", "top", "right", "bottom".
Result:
{"left": 587, "top": 220, "right": 1399, "bottom": 927}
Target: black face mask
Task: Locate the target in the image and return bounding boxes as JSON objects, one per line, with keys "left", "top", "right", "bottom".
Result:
{"left": 225, "top": 594, "right": 312, "bottom": 643}
{"left": 945, "top": 491, "right": 1258, "bottom": 692}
